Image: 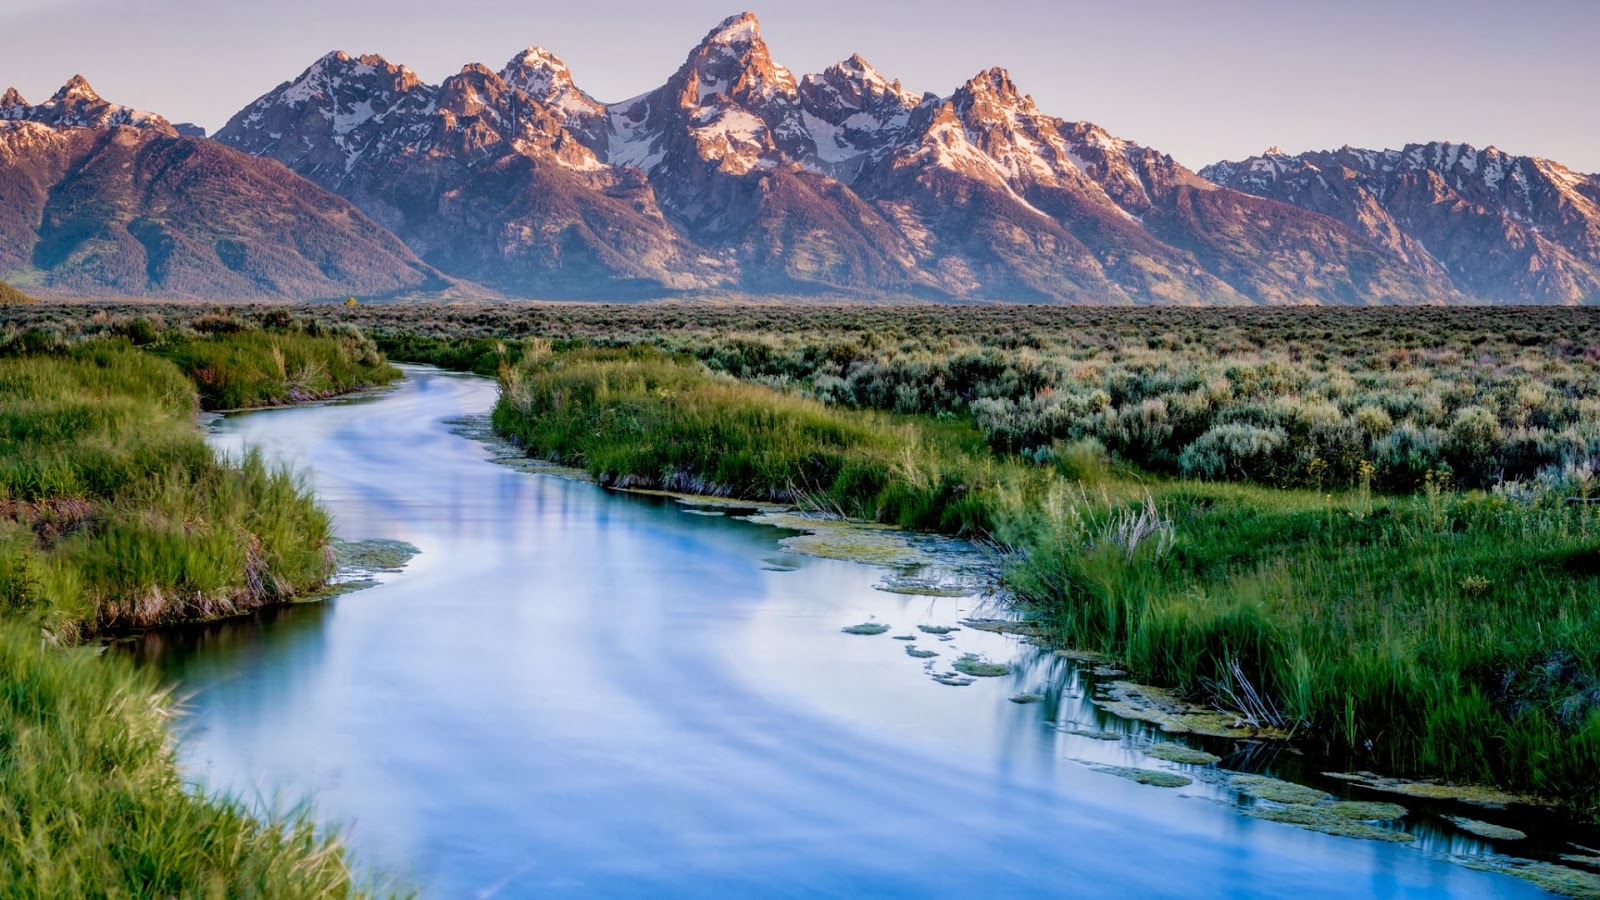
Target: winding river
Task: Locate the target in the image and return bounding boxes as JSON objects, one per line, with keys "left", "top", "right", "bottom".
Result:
{"left": 124, "top": 367, "right": 1552, "bottom": 898}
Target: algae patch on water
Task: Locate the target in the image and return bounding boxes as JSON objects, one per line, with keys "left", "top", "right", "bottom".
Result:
{"left": 1090, "top": 765, "right": 1192, "bottom": 788}
{"left": 951, "top": 654, "right": 1011, "bottom": 677}
{"left": 333, "top": 538, "right": 419, "bottom": 574}
{"left": 1009, "top": 693, "right": 1045, "bottom": 704}
{"left": 917, "top": 625, "right": 958, "bottom": 635}
{"left": 841, "top": 622, "right": 890, "bottom": 636}
{"left": 906, "top": 646, "right": 939, "bottom": 659}
{"left": 1092, "top": 681, "right": 1287, "bottom": 740}
{"left": 960, "top": 618, "right": 1048, "bottom": 638}
{"left": 1460, "top": 858, "right": 1600, "bottom": 899}
{"left": 740, "top": 511, "right": 997, "bottom": 592}
{"left": 876, "top": 571, "right": 972, "bottom": 597}
{"left": 1245, "top": 805, "right": 1414, "bottom": 843}
{"left": 1445, "top": 816, "right": 1528, "bottom": 841}
{"left": 1231, "top": 774, "right": 1333, "bottom": 805}
{"left": 1142, "top": 743, "right": 1221, "bottom": 766}
{"left": 302, "top": 538, "right": 421, "bottom": 602}
{"left": 1221, "top": 771, "right": 1416, "bottom": 844}
{"left": 742, "top": 512, "right": 928, "bottom": 567}
{"left": 1324, "top": 801, "right": 1408, "bottom": 821}
{"left": 1323, "top": 771, "right": 1551, "bottom": 809}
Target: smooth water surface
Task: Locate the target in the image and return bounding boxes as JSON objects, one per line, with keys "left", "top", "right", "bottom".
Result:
{"left": 128, "top": 368, "right": 1549, "bottom": 898}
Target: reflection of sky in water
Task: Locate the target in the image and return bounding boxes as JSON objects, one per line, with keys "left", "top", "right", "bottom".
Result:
{"left": 128, "top": 368, "right": 1550, "bottom": 898}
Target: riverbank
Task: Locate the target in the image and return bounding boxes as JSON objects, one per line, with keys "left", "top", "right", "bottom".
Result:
{"left": 0, "top": 319, "right": 395, "bottom": 895}
{"left": 490, "top": 345, "right": 1600, "bottom": 827}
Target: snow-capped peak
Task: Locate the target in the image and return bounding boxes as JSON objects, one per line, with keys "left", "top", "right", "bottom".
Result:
{"left": 706, "top": 11, "right": 762, "bottom": 45}
{"left": 500, "top": 46, "right": 603, "bottom": 122}
{"left": 678, "top": 10, "right": 797, "bottom": 103}
{"left": 53, "top": 75, "right": 100, "bottom": 103}
{"left": 2, "top": 76, "right": 174, "bottom": 134}
{"left": 962, "top": 67, "right": 1023, "bottom": 103}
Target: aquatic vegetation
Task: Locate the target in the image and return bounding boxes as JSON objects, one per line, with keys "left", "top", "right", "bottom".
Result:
{"left": 1092, "top": 682, "right": 1284, "bottom": 740}
{"left": 1091, "top": 765, "right": 1192, "bottom": 788}
{"left": 1323, "top": 773, "right": 1550, "bottom": 809}
{"left": 932, "top": 672, "right": 976, "bottom": 687}
{"left": 333, "top": 538, "right": 421, "bottom": 575}
{"left": 1323, "top": 801, "right": 1408, "bottom": 821}
{"left": 906, "top": 646, "right": 939, "bottom": 659}
{"left": 951, "top": 654, "right": 1011, "bottom": 677}
{"left": 1445, "top": 816, "right": 1528, "bottom": 841}
{"left": 745, "top": 513, "right": 935, "bottom": 567}
{"left": 1230, "top": 775, "right": 1333, "bottom": 805}
{"left": 960, "top": 617, "right": 1048, "bottom": 638}
{"left": 0, "top": 622, "right": 365, "bottom": 896}
{"left": 841, "top": 622, "right": 891, "bottom": 636}
{"left": 1461, "top": 858, "right": 1600, "bottom": 899}
{"left": 1142, "top": 743, "right": 1221, "bottom": 766}
{"left": 875, "top": 572, "right": 971, "bottom": 596}
{"left": 917, "top": 625, "right": 959, "bottom": 635}
{"left": 0, "top": 329, "right": 384, "bottom": 895}
{"left": 1009, "top": 693, "right": 1045, "bottom": 704}
{"left": 1244, "top": 805, "right": 1414, "bottom": 843}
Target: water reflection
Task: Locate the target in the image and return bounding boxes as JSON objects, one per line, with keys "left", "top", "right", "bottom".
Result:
{"left": 120, "top": 368, "right": 1553, "bottom": 898}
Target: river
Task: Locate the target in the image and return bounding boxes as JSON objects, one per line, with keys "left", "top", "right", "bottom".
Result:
{"left": 123, "top": 367, "right": 1550, "bottom": 898}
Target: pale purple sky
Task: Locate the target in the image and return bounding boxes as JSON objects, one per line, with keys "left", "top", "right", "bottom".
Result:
{"left": 3, "top": 0, "right": 1596, "bottom": 171}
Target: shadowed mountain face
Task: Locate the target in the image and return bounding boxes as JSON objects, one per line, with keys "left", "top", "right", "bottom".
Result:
{"left": 212, "top": 13, "right": 1455, "bottom": 304}
{"left": 1204, "top": 145, "right": 1600, "bottom": 304}
{"left": 0, "top": 80, "right": 442, "bottom": 300}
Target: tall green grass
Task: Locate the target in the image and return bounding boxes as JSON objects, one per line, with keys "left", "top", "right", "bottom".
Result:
{"left": 0, "top": 621, "right": 360, "bottom": 897}
{"left": 155, "top": 329, "right": 394, "bottom": 410}
{"left": 494, "top": 346, "right": 1600, "bottom": 820}
{"left": 0, "top": 341, "right": 341, "bottom": 639}
{"left": 0, "top": 330, "right": 391, "bottom": 895}
{"left": 493, "top": 347, "right": 1016, "bottom": 534}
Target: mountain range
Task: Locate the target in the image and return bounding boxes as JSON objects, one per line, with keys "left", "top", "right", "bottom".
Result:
{"left": 1, "top": 12, "right": 1595, "bottom": 304}
{"left": 0, "top": 78, "right": 441, "bottom": 299}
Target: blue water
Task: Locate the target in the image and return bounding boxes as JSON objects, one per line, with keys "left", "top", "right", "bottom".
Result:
{"left": 126, "top": 367, "right": 1549, "bottom": 898}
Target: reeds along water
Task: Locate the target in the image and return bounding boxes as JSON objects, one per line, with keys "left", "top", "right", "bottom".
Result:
{"left": 0, "top": 327, "right": 394, "bottom": 896}
{"left": 490, "top": 342, "right": 1600, "bottom": 822}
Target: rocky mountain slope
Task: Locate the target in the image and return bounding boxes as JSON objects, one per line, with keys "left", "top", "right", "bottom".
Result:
{"left": 1203, "top": 144, "right": 1600, "bottom": 304}
{"left": 216, "top": 12, "right": 1448, "bottom": 304}
{"left": 0, "top": 78, "right": 443, "bottom": 300}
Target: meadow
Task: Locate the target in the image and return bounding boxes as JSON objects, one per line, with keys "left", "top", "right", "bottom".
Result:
{"left": 9, "top": 300, "right": 1600, "bottom": 823}
{"left": 0, "top": 313, "right": 396, "bottom": 895}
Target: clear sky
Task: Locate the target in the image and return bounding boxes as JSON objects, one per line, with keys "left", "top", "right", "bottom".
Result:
{"left": 3, "top": 0, "right": 1596, "bottom": 172}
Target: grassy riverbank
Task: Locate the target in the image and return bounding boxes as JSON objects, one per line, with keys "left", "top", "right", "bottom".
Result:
{"left": 494, "top": 346, "right": 1600, "bottom": 820}
{"left": 0, "top": 322, "right": 395, "bottom": 895}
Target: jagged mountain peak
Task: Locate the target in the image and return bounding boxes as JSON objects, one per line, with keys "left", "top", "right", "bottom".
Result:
{"left": 811, "top": 53, "right": 920, "bottom": 106}
{"left": 1204, "top": 143, "right": 1600, "bottom": 303}
{"left": 502, "top": 46, "right": 572, "bottom": 87}
{"left": 500, "top": 46, "right": 603, "bottom": 122}
{"left": 677, "top": 10, "right": 795, "bottom": 104}
{"left": 704, "top": 11, "right": 762, "bottom": 44}
{"left": 53, "top": 75, "right": 100, "bottom": 103}
{"left": 960, "top": 67, "right": 1023, "bottom": 102}
{"left": 0, "top": 77, "right": 173, "bottom": 134}
{"left": 201, "top": 15, "right": 1538, "bottom": 305}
